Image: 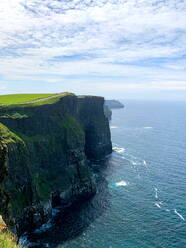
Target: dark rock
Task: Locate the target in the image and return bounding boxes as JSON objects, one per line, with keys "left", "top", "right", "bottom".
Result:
{"left": 104, "top": 104, "right": 112, "bottom": 121}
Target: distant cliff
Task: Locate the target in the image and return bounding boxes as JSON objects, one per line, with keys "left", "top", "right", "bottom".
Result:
{"left": 104, "top": 100, "right": 124, "bottom": 121}
{"left": 105, "top": 100, "right": 124, "bottom": 109}
{"left": 0, "top": 93, "right": 112, "bottom": 236}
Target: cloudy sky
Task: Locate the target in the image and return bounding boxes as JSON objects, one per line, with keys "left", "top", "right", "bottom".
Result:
{"left": 0, "top": 0, "right": 186, "bottom": 100}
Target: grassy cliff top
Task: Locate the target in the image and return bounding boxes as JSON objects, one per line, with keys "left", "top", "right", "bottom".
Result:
{"left": 0, "top": 94, "right": 55, "bottom": 104}
{"left": 0, "top": 92, "right": 74, "bottom": 109}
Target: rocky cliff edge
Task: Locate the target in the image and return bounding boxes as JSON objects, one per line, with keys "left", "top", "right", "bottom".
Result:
{"left": 0, "top": 93, "right": 112, "bottom": 236}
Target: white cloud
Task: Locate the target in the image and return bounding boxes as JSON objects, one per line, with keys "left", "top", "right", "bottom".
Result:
{"left": 0, "top": 0, "right": 186, "bottom": 96}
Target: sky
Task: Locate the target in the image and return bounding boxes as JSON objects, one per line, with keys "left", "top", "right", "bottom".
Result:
{"left": 0, "top": 0, "right": 186, "bottom": 100}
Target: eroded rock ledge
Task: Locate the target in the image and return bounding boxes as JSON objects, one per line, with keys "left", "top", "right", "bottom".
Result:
{"left": 0, "top": 94, "right": 112, "bottom": 236}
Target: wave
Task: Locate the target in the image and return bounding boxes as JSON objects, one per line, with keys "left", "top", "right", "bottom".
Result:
{"left": 115, "top": 181, "right": 129, "bottom": 187}
{"left": 155, "top": 203, "right": 161, "bottom": 208}
{"left": 113, "top": 145, "right": 148, "bottom": 175}
{"left": 174, "top": 209, "right": 185, "bottom": 221}
{"left": 154, "top": 202, "right": 163, "bottom": 208}
{"left": 18, "top": 236, "right": 28, "bottom": 247}
{"left": 131, "top": 161, "right": 138, "bottom": 166}
{"left": 113, "top": 147, "right": 125, "bottom": 153}
{"left": 143, "top": 126, "right": 153, "bottom": 129}
{"left": 129, "top": 159, "right": 147, "bottom": 168}
{"left": 154, "top": 187, "right": 158, "bottom": 199}
{"left": 110, "top": 126, "right": 118, "bottom": 129}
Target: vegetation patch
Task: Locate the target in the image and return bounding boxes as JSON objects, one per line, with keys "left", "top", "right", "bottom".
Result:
{"left": 0, "top": 123, "right": 24, "bottom": 144}
{"left": 62, "top": 114, "right": 85, "bottom": 145}
{"left": 0, "top": 230, "right": 19, "bottom": 248}
{"left": 0, "top": 94, "right": 54, "bottom": 104}
{"left": 0, "top": 92, "right": 75, "bottom": 109}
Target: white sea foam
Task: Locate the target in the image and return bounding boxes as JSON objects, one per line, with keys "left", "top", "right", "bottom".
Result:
{"left": 115, "top": 181, "right": 128, "bottom": 187}
{"left": 131, "top": 160, "right": 142, "bottom": 166}
{"left": 18, "top": 236, "right": 29, "bottom": 247}
{"left": 174, "top": 209, "right": 185, "bottom": 221}
{"left": 129, "top": 158, "right": 147, "bottom": 167}
{"left": 155, "top": 202, "right": 161, "bottom": 208}
{"left": 144, "top": 126, "right": 153, "bottom": 129}
{"left": 131, "top": 161, "right": 138, "bottom": 166}
{"left": 113, "top": 147, "right": 125, "bottom": 153}
{"left": 110, "top": 126, "right": 118, "bottom": 129}
{"left": 154, "top": 188, "right": 158, "bottom": 199}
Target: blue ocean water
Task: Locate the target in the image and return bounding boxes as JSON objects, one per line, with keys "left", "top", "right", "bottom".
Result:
{"left": 35, "top": 100, "right": 186, "bottom": 248}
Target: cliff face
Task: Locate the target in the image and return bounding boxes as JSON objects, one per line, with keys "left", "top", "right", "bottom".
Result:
{"left": 104, "top": 104, "right": 112, "bottom": 121}
{"left": 78, "top": 96, "right": 112, "bottom": 160}
{"left": 0, "top": 94, "right": 112, "bottom": 235}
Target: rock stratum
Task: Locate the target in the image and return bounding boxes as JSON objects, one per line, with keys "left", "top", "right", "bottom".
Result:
{"left": 0, "top": 93, "right": 112, "bottom": 237}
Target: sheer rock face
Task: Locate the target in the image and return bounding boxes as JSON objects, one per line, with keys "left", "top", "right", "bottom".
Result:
{"left": 104, "top": 104, "right": 112, "bottom": 121}
{"left": 0, "top": 94, "right": 112, "bottom": 235}
{"left": 0, "top": 142, "right": 9, "bottom": 226}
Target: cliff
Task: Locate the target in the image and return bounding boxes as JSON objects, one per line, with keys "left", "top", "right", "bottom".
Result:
{"left": 105, "top": 100, "right": 124, "bottom": 109}
{"left": 103, "top": 104, "right": 112, "bottom": 121}
{"left": 0, "top": 93, "right": 112, "bottom": 236}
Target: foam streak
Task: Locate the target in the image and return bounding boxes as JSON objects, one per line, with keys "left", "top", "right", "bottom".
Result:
{"left": 174, "top": 209, "right": 185, "bottom": 221}
{"left": 154, "top": 187, "right": 158, "bottom": 199}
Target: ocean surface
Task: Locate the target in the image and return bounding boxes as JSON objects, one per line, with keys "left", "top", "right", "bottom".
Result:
{"left": 34, "top": 100, "right": 186, "bottom": 248}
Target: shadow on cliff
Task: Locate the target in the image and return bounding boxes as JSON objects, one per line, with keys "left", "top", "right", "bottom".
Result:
{"left": 27, "top": 158, "right": 112, "bottom": 248}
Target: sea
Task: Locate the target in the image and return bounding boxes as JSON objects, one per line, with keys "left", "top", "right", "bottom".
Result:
{"left": 28, "top": 100, "right": 186, "bottom": 248}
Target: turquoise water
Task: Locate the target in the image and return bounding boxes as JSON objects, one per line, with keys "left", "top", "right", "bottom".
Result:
{"left": 36, "top": 100, "right": 186, "bottom": 248}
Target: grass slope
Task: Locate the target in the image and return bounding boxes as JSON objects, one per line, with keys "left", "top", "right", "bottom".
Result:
{"left": 0, "top": 94, "right": 54, "bottom": 104}
{"left": 0, "top": 92, "right": 74, "bottom": 109}
{"left": 0, "top": 231, "right": 19, "bottom": 248}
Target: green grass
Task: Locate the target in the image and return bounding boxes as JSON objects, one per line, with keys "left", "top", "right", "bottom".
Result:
{"left": 0, "top": 123, "right": 23, "bottom": 144}
{"left": 0, "top": 93, "right": 75, "bottom": 109}
{"left": 0, "top": 94, "right": 54, "bottom": 104}
{"left": 0, "top": 230, "right": 19, "bottom": 248}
